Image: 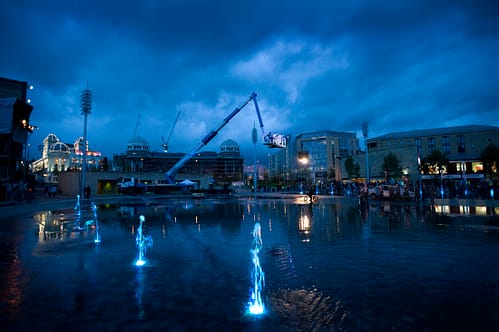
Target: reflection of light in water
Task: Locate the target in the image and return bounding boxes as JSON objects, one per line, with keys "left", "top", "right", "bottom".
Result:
{"left": 474, "top": 206, "right": 487, "bottom": 216}
{"left": 299, "top": 208, "right": 311, "bottom": 242}
{"left": 434, "top": 205, "right": 450, "bottom": 214}
{"left": 299, "top": 214, "right": 310, "bottom": 233}
{"left": 37, "top": 211, "right": 65, "bottom": 240}
{"left": 248, "top": 223, "right": 265, "bottom": 315}
{"left": 135, "top": 268, "right": 145, "bottom": 320}
{"left": 434, "top": 205, "right": 493, "bottom": 216}
{"left": 269, "top": 289, "right": 347, "bottom": 330}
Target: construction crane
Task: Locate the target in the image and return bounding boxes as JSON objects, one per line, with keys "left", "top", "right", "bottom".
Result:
{"left": 161, "top": 110, "right": 181, "bottom": 152}
{"left": 133, "top": 113, "right": 141, "bottom": 137}
{"left": 165, "top": 92, "right": 287, "bottom": 183}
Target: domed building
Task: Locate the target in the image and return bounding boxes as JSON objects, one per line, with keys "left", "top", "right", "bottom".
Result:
{"left": 113, "top": 137, "right": 244, "bottom": 185}
{"left": 127, "top": 136, "right": 150, "bottom": 156}
{"left": 117, "top": 136, "right": 152, "bottom": 172}
{"left": 48, "top": 140, "right": 70, "bottom": 172}
{"left": 220, "top": 139, "right": 240, "bottom": 156}
{"left": 31, "top": 133, "right": 103, "bottom": 183}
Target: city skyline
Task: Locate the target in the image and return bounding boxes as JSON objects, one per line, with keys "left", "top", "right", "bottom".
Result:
{"left": 1, "top": 1, "right": 498, "bottom": 163}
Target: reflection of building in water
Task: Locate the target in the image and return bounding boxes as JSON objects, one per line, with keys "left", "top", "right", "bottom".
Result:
{"left": 36, "top": 211, "right": 63, "bottom": 239}
{"left": 31, "top": 133, "right": 103, "bottom": 183}
{"left": 118, "top": 205, "right": 136, "bottom": 217}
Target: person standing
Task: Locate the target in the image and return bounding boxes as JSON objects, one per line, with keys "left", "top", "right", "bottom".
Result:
{"left": 84, "top": 185, "right": 91, "bottom": 198}
{"left": 50, "top": 185, "right": 57, "bottom": 198}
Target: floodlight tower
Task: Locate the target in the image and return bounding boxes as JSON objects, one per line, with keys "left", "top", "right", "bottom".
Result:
{"left": 252, "top": 123, "right": 258, "bottom": 198}
{"left": 362, "top": 122, "right": 369, "bottom": 184}
{"left": 80, "top": 85, "right": 92, "bottom": 198}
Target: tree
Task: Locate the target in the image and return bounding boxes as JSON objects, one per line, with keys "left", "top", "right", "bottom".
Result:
{"left": 380, "top": 152, "right": 402, "bottom": 182}
{"left": 481, "top": 143, "right": 499, "bottom": 179}
{"left": 421, "top": 150, "right": 449, "bottom": 179}
{"left": 344, "top": 156, "right": 360, "bottom": 179}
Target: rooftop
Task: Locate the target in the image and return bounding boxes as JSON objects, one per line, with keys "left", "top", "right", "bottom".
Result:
{"left": 371, "top": 125, "right": 499, "bottom": 140}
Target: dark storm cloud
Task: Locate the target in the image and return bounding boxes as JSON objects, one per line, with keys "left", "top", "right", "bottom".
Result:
{"left": 1, "top": 0, "right": 498, "bottom": 162}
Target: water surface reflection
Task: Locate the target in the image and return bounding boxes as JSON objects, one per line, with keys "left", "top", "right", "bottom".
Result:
{"left": 1, "top": 197, "right": 498, "bottom": 331}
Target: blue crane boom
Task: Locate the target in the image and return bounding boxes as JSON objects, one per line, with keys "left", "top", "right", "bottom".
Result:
{"left": 165, "top": 92, "right": 287, "bottom": 183}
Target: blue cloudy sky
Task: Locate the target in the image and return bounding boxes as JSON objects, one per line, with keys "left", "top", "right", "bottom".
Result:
{"left": 1, "top": 0, "right": 498, "bottom": 163}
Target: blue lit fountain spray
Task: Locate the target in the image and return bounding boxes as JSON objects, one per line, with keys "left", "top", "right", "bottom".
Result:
{"left": 73, "top": 194, "right": 82, "bottom": 231}
{"left": 248, "top": 222, "right": 265, "bottom": 315}
{"left": 135, "top": 215, "right": 153, "bottom": 267}
{"left": 91, "top": 202, "right": 101, "bottom": 243}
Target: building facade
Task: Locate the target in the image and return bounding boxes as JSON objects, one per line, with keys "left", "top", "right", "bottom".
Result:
{"left": 113, "top": 137, "right": 244, "bottom": 185}
{"left": 0, "top": 77, "right": 35, "bottom": 200}
{"left": 365, "top": 125, "right": 499, "bottom": 183}
{"left": 31, "top": 133, "right": 103, "bottom": 183}
{"left": 294, "top": 130, "right": 360, "bottom": 183}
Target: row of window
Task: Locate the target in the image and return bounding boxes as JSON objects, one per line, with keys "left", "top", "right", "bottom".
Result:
{"left": 415, "top": 135, "right": 466, "bottom": 155}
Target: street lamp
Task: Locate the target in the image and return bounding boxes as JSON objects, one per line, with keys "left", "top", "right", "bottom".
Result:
{"left": 298, "top": 151, "right": 309, "bottom": 194}
{"left": 362, "top": 122, "right": 369, "bottom": 184}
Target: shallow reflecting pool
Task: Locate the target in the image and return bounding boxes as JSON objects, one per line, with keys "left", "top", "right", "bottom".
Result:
{"left": 2, "top": 197, "right": 499, "bottom": 331}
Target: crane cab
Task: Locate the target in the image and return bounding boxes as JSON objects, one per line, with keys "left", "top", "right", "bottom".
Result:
{"left": 263, "top": 132, "right": 288, "bottom": 148}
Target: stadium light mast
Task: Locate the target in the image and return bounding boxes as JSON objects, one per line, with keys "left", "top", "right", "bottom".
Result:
{"left": 252, "top": 122, "right": 258, "bottom": 199}
{"left": 80, "top": 84, "right": 92, "bottom": 198}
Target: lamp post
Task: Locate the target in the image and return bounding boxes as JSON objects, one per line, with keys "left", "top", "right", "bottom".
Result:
{"left": 298, "top": 151, "right": 309, "bottom": 194}
{"left": 418, "top": 153, "right": 423, "bottom": 201}
{"left": 362, "top": 122, "right": 369, "bottom": 185}
{"left": 80, "top": 86, "right": 92, "bottom": 198}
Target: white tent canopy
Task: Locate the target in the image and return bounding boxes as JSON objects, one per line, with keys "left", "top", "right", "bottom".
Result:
{"left": 179, "top": 179, "right": 195, "bottom": 186}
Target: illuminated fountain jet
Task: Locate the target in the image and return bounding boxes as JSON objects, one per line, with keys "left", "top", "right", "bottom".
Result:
{"left": 248, "top": 222, "right": 265, "bottom": 315}
{"left": 74, "top": 194, "right": 81, "bottom": 216}
{"left": 135, "top": 215, "right": 153, "bottom": 267}
{"left": 73, "top": 195, "right": 85, "bottom": 231}
{"left": 91, "top": 202, "right": 101, "bottom": 243}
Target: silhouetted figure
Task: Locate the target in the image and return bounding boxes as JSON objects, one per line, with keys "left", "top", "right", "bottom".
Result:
{"left": 84, "top": 185, "right": 91, "bottom": 198}
{"left": 307, "top": 186, "right": 315, "bottom": 204}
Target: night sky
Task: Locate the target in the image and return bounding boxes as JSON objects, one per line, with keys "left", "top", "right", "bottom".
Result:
{"left": 1, "top": 0, "right": 498, "bottom": 163}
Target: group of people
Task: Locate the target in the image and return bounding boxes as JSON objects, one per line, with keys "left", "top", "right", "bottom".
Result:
{"left": 44, "top": 185, "right": 91, "bottom": 199}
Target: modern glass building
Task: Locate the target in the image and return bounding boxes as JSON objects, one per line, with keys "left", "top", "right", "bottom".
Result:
{"left": 294, "top": 130, "right": 360, "bottom": 183}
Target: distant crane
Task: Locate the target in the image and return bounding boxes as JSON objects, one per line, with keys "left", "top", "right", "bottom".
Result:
{"left": 134, "top": 113, "right": 141, "bottom": 137}
{"left": 161, "top": 110, "right": 181, "bottom": 152}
